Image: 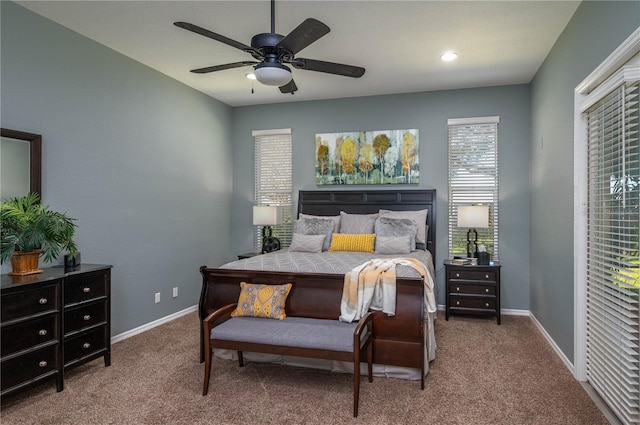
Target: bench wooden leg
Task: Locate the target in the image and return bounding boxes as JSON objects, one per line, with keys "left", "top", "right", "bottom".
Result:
{"left": 203, "top": 337, "right": 212, "bottom": 396}
{"left": 238, "top": 351, "right": 244, "bottom": 367}
{"left": 353, "top": 346, "right": 361, "bottom": 418}
{"left": 367, "top": 338, "right": 373, "bottom": 383}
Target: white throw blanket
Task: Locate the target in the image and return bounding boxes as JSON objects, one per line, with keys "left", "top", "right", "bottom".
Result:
{"left": 339, "top": 257, "right": 436, "bottom": 323}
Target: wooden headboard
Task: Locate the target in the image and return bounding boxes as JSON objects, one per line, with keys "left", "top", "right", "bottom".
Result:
{"left": 297, "top": 189, "right": 436, "bottom": 261}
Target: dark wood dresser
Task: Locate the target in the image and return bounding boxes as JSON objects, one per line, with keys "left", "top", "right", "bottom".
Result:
{"left": 1, "top": 264, "right": 112, "bottom": 397}
{"left": 444, "top": 260, "right": 501, "bottom": 324}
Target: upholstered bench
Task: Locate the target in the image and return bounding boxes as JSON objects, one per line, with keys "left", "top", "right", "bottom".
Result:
{"left": 202, "top": 303, "right": 375, "bottom": 417}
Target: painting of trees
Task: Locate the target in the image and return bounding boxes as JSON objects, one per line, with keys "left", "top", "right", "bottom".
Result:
{"left": 315, "top": 129, "right": 418, "bottom": 185}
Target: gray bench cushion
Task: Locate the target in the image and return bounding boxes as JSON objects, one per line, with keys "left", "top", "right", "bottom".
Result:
{"left": 211, "top": 317, "right": 363, "bottom": 352}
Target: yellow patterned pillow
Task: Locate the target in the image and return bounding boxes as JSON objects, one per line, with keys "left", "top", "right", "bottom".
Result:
{"left": 231, "top": 282, "right": 292, "bottom": 320}
{"left": 328, "top": 233, "right": 375, "bottom": 253}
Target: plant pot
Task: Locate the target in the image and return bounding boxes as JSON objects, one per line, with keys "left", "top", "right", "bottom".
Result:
{"left": 9, "top": 250, "right": 43, "bottom": 276}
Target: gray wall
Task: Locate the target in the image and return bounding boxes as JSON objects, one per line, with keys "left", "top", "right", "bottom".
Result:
{"left": 530, "top": 1, "right": 639, "bottom": 361}
{"left": 232, "top": 85, "right": 532, "bottom": 308}
{"left": 1, "top": 2, "right": 234, "bottom": 335}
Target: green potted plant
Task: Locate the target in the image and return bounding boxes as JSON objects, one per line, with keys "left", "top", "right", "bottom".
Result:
{"left": 1, "top": 192, "right": 78, "bottom": 276}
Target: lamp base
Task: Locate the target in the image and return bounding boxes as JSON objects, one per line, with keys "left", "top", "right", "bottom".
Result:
{"left": 261, "top": 226, "right": 281, "bottom": 254}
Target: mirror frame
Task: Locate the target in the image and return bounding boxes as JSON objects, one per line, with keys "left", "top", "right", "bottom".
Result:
{"left": 1, "top": 128, "right": 42, "bottom": 197}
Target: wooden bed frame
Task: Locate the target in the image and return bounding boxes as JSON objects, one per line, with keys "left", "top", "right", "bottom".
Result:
{"left": 199, "top": 189, "right": 437, "bottom": 380}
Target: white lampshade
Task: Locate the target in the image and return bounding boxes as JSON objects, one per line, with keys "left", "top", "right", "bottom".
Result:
{"left": 457, "top": 205, "right": 489, "bottom": 229}
{"left": 253, "top": 205, "right": 283, "bottom": 226}
{"left": 254, "top": 62, "right": 292, "bottom": 86}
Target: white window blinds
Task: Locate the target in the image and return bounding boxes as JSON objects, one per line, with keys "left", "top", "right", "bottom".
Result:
{"left": 253, "top": 129, "right": 293, "bottom": 251}
{"left": 447, "top": 117, "right": 500, "bottom": 259}
{"left": 585, "top": 79, "right": 639, "bottom": 425}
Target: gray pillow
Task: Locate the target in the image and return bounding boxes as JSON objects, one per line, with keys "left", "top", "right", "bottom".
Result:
{"left": 379, "top": 209, "right": 428, "bottom": 245}
{"left": 288, "top": 233, "right": 326, "bottom": 253}
{"left": 296, "top": 217, "right": 336, "bottom": 251}
{"left": 339, "top": 211, "right": 378, "bottom": 234}
{"left": 375, "top": 235, "right": 412, "bottom": 255}
{"left": 299, "top": 213, "right": 341, "bottom": 233}
{"left": 374, "top": 217, "right": 418, "bottom": 251}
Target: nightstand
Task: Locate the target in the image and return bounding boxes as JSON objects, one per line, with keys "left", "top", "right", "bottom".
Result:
{"left": 237, "top": 252, "right": 260, "bottom": 260}
{"left": 444, "top": 260, "right": 501, "bottom": 325}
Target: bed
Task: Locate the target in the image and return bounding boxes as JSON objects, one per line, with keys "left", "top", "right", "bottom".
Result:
{"left": 199, "top": 189, "right": 437, "bottom": 381}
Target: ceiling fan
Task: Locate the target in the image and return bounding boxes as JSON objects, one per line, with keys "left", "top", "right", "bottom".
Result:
{"left": 174, "top": 0, "right": 365, "bottom": 94}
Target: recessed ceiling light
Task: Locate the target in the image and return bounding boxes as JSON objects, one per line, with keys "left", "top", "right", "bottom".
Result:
{"left": 245, "top": 72, "right": 257, "bottom": 80}
{"left": 440, "top": 51, "right": 458, "bottom": 62}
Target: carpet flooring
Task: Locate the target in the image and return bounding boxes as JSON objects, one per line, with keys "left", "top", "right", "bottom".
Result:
{"left": 0, "top": 311, "right": 608, "bottom": 424}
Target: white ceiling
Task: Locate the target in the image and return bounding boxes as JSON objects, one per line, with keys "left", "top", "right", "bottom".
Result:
{"left": 18, "top": 1, "right": 581, "bottom": 107}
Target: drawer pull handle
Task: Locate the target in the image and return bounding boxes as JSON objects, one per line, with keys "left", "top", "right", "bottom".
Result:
{"left": 455, "top": 273, "right": 460, "bottom": 278}
{"left": 83, "top": 315, "right": 91, "bottom": 321}
{"left": 485, "top": 303, "right": 490, "bottom": 307}
{"left": 39, "top": 361, "right": 48, "bottom": 368}
{"left": 83, "top": 343, "right": 91, "bottom": 349}
{"left": 39, "top": 298, "right": 48, "bottom": 305}
{"left": 456, "top": 287, "right": 460, "bottom": 292}
{"left": 456, "top": 301, "right": 460, "bottom": 305}
{"left": 38, "top": 329, "right": 47, "bottom": 336}
{"left": 485, "top": 274, "right": 489, "bottom": 279}
{"left": 485, "top": 288, "right": 489, "bottom": 293}
{"left": 83, "top": 287, "right": 91, "bottom": 293}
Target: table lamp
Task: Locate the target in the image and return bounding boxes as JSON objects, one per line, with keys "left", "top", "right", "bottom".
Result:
{"left": 253, "top": 205, "right": 283, "bottom": 254}
{"left": 457, "top": 205, "right": 489, "bottom": 258}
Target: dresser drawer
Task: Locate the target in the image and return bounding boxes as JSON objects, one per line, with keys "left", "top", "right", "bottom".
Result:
{"left": 1, "top": 315, "right": 60, "bottom": 357}
{"left": 1, "top": 284, "right": 60, "bottom": 323}
{"left": 1, "top": 345, "right": 59, "bottom": 392}
{"left": 449, "top": 283, "right": 496, "bottom": 296}
{"left": 64, "top": 301, "right": 107, "bottom": 334}
{"left": 448, "top": 269, "right": 497, "bottom": 282}
{"left": 64, "top": 271, "right": 107, "bottom": 306}
{"left": 64, "top": 326, "right": 107, "bottom": 366}
{"left": 450, "top": 296, "right": 497, "bottom": 311}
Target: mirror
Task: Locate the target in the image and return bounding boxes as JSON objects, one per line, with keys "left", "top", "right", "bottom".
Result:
{"left": 0, "top": 128, "right": 42, "bottom": 201}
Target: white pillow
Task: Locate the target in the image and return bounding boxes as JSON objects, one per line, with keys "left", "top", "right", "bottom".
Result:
{"left": 288, "top": 233, "right": 326, "bottom": 253}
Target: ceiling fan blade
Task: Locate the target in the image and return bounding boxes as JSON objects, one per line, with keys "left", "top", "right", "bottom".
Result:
{"left": 276, "top": 18, "right": 330, "bottom": 55}
{"left": 290, "top": 58, "right": 365, "bottom": 78}
{"left": 279, "top": 79, "right": 298, "bottom": 94}
{"left": 190, "top": 61, "right": 257, "bottom": 74}
{"left": 174, "top": 22, "right": 260, "bottom": 56}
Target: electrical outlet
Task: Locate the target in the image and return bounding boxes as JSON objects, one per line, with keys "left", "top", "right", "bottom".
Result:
{"left": 155, "top": 292, "right": 161, "bottom": 304}
{"left": 172, "top": 287, "right": 178, "bottom": 298}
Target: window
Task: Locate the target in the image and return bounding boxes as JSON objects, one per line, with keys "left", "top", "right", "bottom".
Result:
{"left": 581, "top": 67, "right": 639, "bottom": 425}
{"left": 253, "top": 129, "right": 293, "bottom": 252}
{"left": 447, "top": 117, "right": 499, "bottom": 259}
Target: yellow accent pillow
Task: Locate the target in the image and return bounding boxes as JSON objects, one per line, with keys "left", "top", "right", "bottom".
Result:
{"left": 328, "top": 233, "right": 375, "bottom": 253}
{"left": 231, "top": 282, "right": 292, "bottom": 320}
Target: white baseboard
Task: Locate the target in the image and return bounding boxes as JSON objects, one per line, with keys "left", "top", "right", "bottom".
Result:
{"left": 529, "top": 312, "right": 574, "bottom": 374}
{"left": 436, "top": 304, "right": 529, "bottom": 316}
{"left": 111, "top": 305, "right": 198, "bottom": 344}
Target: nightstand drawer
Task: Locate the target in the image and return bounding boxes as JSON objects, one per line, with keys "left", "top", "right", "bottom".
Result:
{"left": 450, "top": 296, "right": 497, "bottom": 311}
{"left": 1, "top": 315, "right": 60, "bottom": 357}
{"left": 448, "top": 269, "right": 497, "bottom": 282}
{"left": 64, "top": 271, "right": 107, "bottom": 306}
{"left": 64, "top": 302, "right": 107, "bottom": 335}
{"left": 449, "top": 283, "right": 496, "bottom": 296}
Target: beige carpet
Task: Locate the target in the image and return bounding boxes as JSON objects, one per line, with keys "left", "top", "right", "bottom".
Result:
{"left": 1, "top": 311, "right": 607, "bottom": 425}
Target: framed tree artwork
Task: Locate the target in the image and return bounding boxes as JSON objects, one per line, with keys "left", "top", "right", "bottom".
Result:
{"left": 315, "top": 129, "right": 419, "bottom": 185}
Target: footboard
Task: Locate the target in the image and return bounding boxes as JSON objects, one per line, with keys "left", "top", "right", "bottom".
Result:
{"left": 198, "top": 267, "right": 424, "bottom": 372}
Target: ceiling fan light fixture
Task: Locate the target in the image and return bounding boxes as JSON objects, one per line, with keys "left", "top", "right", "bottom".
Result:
{"left": 254, "top": 62, "right": 292, "bottom": 86}
{"left": 440, "top": 51, "right": 458, "bottom": 62}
